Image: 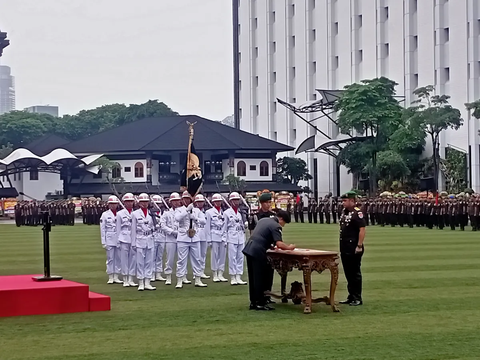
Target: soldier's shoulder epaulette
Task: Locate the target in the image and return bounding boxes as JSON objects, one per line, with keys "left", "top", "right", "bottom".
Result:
{"left": 354, "top": 207, "right": 360, "bottom": 211}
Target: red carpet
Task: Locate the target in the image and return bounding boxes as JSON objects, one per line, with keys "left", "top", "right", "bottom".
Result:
{"left": 0, "top": 275, "right": 111, "bottom": 317}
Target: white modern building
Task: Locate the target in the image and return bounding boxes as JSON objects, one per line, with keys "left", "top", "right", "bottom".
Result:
{"left": 25, "top": 105, "right": 59, "bottom": 117}
{"left": 0, "top": 65, "right": 15, "bottom": 115}
{"left": 235, "top": 0, "right": 480, "bottom": 194}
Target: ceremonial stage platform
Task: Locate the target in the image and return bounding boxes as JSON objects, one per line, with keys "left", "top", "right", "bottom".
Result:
{"left": 0, "top": 275, "right": 110, "bottom": 317}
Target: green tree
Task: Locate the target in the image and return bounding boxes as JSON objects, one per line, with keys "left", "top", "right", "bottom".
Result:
{"left": 374, "top": 150, "right": 410, "bottom": 190}
{"left": 336, "top": 141, "right": 370, "bottom": 189}
{"left": 117, "top": 100, "right": 178, "bottom": 126}
{"left": 0, "top": 142, "right": 13, "bottom": 159}
{"left": 91, "top": 157, "right": 124, "bottom": 195}
{"left": 57, "top": 104, "right": 127, "bottom": 140}
{"left": 465, "top": 99, "right": 480, "bottom": 120}
{"left": 276, "top": 157, "right": 313, "bottom": 185}
{"left": 0, "top": 111, "right": 59, "bottom": 147}
{"left": 222, "top": 173, "right": 246, "bottom": 192}
{"left": 441, "top": 148, "right": 467, "bottom": 193}
{"left": 335, "top": 77, "right": 403, "bottom": 194}
{"left": 406, "top": 86, "right": 463, "bottom": 192}
{"left": 57, "top": 100, "right": 178, "bottom": 141}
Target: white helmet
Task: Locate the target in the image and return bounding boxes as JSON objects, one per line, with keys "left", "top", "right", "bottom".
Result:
{"left": 138, "top": 193, "right": 150, "bottom": 202}
{"left": 194, "top": 194, "right": 205, "bottom": 203}
{"left": 229, "top": 192, "right": 241, "bottom": 201}
{"left": 122, "top": 193, "right": 135, "bottom": 201}
{"left": 152, "top": 195, "right": 162, "bottom": 204}
{"left": 107, "top": 195, "right": 119, "bottom": 204}
{"left": 211, "top": 193, "right": 223, "bottom": 203}
{"left": 169, "top": 192, "right": 181, "bottom": 201}
{"left": 182, "top": 190, "right": 192, "bottom": 199}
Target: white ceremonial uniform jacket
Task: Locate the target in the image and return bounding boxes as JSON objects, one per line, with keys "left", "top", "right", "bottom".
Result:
{"left": 205, "top": 207, "right": 226, "bottom": 243}
{"left": 194, "top": 208, "right": 207, "bottom": 242}
{"left": 116, "top": 208, "right": 133, "bottom": 244}
{"left": 175, "top": 206, "right": 199, "bottom": 243}
{"left": 131, "top": 208, "right": 154, "bottom": 249}
{"left": 160, "top": 208, "right": 177, "bottom": 243}
{"left": 223, "top": 207, "right": 245, "bottom": 245}
{"left": 100, "top": 209, "right": 118, "bottom": 247}
{"left": 151, "top": 210, "right": 166, "bottom": 243}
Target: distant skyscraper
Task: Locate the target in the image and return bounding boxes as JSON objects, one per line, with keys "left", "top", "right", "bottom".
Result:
{"left": 0, "top": 65, "right": 15, "bottom": 115}
{"left": 25, "top": 105, "right": 59, "bottom": 117}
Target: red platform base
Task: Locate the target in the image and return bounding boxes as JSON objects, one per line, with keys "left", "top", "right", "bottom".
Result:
{"left": 0, "top": 275, "right": 111, "bottom": 317}
{"left": 89, "top": 291, "right": 111, "bottom": 312}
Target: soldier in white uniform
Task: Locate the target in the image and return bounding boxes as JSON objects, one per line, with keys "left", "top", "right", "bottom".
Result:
{"left": 161, "top": 192, "right": 181, "bottom": 285}
{"left": 205, "top": 193, "right": 228, "bottom": 282}
{"left": 116, "top": 193, "right": 138, "bottom": 287}
{"left": 150, "top": 195, "right": 166, "bottom": 282}
{"left": 131, "top": 193, "right": 156, "bottom": 291}
{"left": 100, "top": 195, "right": 122, "bottom": 284}
{"left": 194, "top": 194, "right": 210, "bottom": 280}
{"left": 174, "top": 191, "right": 207, "bottom": 288}
{"left": 223, "top": 192, "right": 247, "bottom": 286}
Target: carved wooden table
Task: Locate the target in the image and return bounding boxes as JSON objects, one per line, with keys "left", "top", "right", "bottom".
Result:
{"left": 266, "top": 248, "right": 340, "bottom": 314}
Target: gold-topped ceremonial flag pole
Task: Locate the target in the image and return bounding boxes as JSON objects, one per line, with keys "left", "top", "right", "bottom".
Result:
{"left": 181, "top": 121, "right": 203, "bottom": 237}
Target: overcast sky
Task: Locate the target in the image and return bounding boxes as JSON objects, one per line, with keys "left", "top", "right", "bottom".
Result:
{"left": 0, "top": 0, "right": 233, "bottom": 120}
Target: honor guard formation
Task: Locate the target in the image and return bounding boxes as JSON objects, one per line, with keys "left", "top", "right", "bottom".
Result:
{"left": 291, "top": 190, "right": 480, "bottom": 231}
{"left": 99, "top": 190, "right": 252, "bottom": 291}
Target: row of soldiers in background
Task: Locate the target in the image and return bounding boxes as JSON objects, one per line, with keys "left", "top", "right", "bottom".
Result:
{"left": 82, "top": 200, "right": 108, "bottom": 225}
{"left": 297, "top": 191, "right": 480, "bottom": 231}
{"left": 13, "top": 196, "right": 247, "bottom": 227}
{"left": 14, "top": 200, "right": 76, "bottom": 227}
{"left": 287, "top": 194, "right": 342, "bottom": 224}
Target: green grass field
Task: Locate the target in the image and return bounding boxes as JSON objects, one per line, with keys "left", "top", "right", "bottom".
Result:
{"left": 0, "top": 223, "right": 479, "bottom": 360}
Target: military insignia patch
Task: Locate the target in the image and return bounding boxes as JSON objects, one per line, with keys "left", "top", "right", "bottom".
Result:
{"left": 358, "top": 211, "right": 364, "bottom": 219}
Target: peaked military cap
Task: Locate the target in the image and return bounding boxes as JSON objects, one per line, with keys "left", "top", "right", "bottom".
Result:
{"left": 259, "top": 192, "right": 272, "bottom": 202}
{"left": 341, "top": 190, "right": 357, "bottom": 199}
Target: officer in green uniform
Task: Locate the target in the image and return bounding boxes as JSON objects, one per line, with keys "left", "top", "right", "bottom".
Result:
{"left": 339, "top": 191, "right": 366, "bottom": 306}
{"left": 248, "top": 193, "right": 276, "bottom": 231}
{"left": 242, "top": 210, "right": 295, "bottom": 310}
{"left": 248, "top": 192, "right": 277, "bottom": 304}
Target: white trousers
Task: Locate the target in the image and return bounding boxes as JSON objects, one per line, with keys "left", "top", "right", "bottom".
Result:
{"left": 199, "top": 241, "right": 208, "bottom": 272}
{"left": 136, "top": 247, "right": 153, "bottom": 280}
{"left": 120, "top": 242, "right": 137, "bottom": 276}
{"left": 105, "top": 246, "right": 121, "bottom": 275}
{"left": 228, "top": 243, "right": 245, "bottom": 275}
{"left": 153, "top": 242, "right": 166, "bottom": 273}
{"left": 164, "top": 242, "right": 177, "bottom": 275}
{"left": 176, "top": 241, "right": 202, "bottom": 278}
{"left": 211, "top": 242, "right": 226, "bottom": 272}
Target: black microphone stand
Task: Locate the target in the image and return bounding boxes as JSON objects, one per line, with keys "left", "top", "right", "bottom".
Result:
{"left": 33, "top": 211, "right": 63, "bottom": 281}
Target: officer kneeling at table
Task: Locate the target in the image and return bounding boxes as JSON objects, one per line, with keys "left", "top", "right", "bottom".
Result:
{"left": 339, "top": 191, "right": 366, "bottom": 306}
{"left": 242, "top": 210, "right": 296, "bottom": 311}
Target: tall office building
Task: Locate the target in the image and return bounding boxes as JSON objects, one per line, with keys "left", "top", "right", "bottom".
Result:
{"left": 25, "top": 105, "right": 59, "bottom": 117}
{"left": 0, "top": 65, "right": 15, "bottom": 115}
{"left": 235, "top": 0, "right": 480, "bottom": 194}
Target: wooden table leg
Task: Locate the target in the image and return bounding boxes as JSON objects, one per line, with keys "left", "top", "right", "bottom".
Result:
{"left": 302, "top": 267, "right": 312, "bottom": 314}
{"left": 329, "top": 264, "right": 340, "bottom": 312}
{"left": 280, "top": 273, "right": 288, "bottom": 303}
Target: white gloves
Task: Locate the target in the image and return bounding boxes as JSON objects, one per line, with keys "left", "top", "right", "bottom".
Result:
{"left": 186, "top": 204, "right": 194, "bottom": 212}
{"left": 189, "top": 213, "right": 196, "bottom": 220}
